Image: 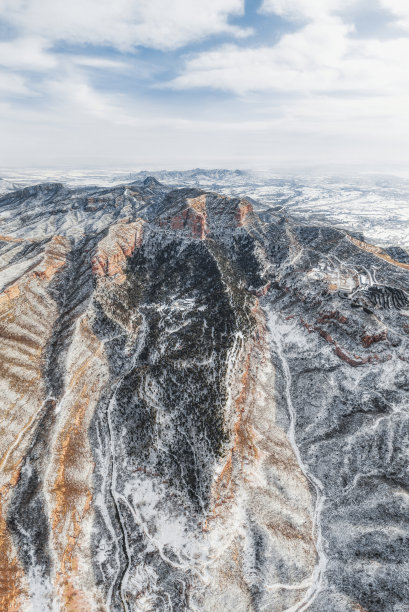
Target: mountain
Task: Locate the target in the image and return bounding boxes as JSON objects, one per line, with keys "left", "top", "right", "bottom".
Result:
{"left": 2, "top": 169, "right": 409, "bottom": 252}
{"left": 0, "top": 178, "right": 408, "bottom": 611}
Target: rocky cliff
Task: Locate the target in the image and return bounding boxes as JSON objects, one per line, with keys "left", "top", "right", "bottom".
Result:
{"left": 0, "top": 177, "right": 408, "bottom": 612}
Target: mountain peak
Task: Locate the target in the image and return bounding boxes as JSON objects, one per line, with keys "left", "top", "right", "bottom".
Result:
{"left": 142, "top": 176, "right": 162, "bottom": 187}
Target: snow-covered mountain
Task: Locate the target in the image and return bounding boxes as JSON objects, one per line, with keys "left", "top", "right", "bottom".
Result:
{"left": 0, "top": 176, "right": 409, "bottom": 611}
{"left": 2, "top": 168, "right": 408, "bottom": 250}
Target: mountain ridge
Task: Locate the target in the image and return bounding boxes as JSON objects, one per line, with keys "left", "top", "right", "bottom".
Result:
{"left": 0, "top": 179, "right": 408, "bottom": 611}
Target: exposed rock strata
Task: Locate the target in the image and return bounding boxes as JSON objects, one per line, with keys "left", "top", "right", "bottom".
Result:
{"left": 0, "top": 179, "right": 408, "bottom": 611}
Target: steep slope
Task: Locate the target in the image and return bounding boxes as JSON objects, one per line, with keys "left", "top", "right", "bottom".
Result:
{"left": 0, "top": 179, "right": 408, "bottom": 612}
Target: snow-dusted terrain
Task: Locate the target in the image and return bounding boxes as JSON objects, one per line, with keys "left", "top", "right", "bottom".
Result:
{"left": 0, "top": 174, "right": 408, "bottom": 611}
{"left": 1, "top": 168, "right": 408, "bottom": 250}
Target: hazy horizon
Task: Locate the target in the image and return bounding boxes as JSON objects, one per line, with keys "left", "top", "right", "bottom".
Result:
{"left": 2, "top": 164, "right": 409, "bottom": 180}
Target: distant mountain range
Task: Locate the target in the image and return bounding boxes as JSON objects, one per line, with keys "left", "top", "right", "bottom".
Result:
{"left": 1, "top": 168, "right": 409, "bottom": 251}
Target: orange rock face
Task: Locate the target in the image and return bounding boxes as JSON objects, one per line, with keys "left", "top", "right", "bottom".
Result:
{"left": 0, "top": 235, "right": 70, "bottom": 610}
{"left": 45, "top": 317, "right": 109, "bottom": 611}
{"left": 91, "top": 220, "right": 144, "bottom": 283}
{"left": 0, "top": 284, "right": 20, "bottom": 310}
{"left": 169, "top": 207, "right": 208, "bottom": 239}
{"left": 33, "top": 236, "right": 68, "bottom": 280}
{"left": 235, "top": 201, "right": 253, "bottom": 227}
{"left": 158, "top": 195, "right": 209, "bottom": 239}
{"left": 348, "top": 235, "right": 409, "bottom": 271}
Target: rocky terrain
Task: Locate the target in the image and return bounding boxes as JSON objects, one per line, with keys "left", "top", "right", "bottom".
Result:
{"left": 0, "top": 177, "right": 408, "bottom": 612}
{"left": 2, "top": 169, "right": 409, "bottom": 250}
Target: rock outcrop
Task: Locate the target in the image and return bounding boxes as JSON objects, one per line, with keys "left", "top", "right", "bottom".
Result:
{"left": 0, "top": 178, "right": 408, "bottom": 611}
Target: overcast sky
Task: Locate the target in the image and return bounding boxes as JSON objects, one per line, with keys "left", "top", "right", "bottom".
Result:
{"left": 0, "top": 0, "right": 409, "bottom": 170}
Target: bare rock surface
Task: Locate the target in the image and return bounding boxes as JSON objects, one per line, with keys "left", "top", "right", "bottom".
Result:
{"left": 0, "top": 178, "right": 408, "bottom": 611}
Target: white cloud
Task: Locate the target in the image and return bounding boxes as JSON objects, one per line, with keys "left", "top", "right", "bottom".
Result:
{"left": 162, "top": 1, "right": 409, "bottom": 168}
{"left": 0, "top": 36, "right": 130, "bottom": 103}
{"left": 0, "top": 0, "right": 407, "bottom": 169}
{"left": 259, "top": 0, "right": 356, "bottom": 21}
{"left": 379, "top": 0, "right": 409, "bottom": 31}
{"left": 169, "top": 18, "right": 356, "bottom": 94}
{"left": 49, "top": 77, "right": 123, "bottom": 122}
{"left": 0, "top": 38, "right": 56, "bottom": 71}
{"left": 0, "top": 0, "right": 249, "bottom": 51}
{"left": 260, "top": 0, "right": 334, "bottom": 20}
{"left": 0, "top": 71, "right": 31, "bottom": 95}
{"left": 169, "top": 8, "right": 409, "bottom": 98}
{"left": 71, "top": 57, "right": 128, "bottom": 70}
